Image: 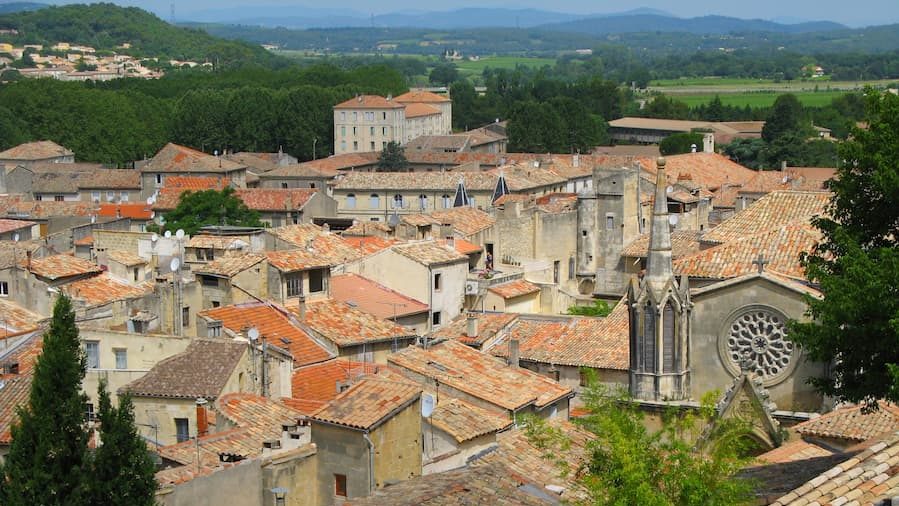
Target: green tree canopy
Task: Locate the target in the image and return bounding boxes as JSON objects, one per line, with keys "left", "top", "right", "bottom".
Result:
{"left": 660, "top": 132, "right": 706, "bottom": 156}
{"left": 157, "top": 187, "right": 264, "bottom": 235}
{"left": 429, "top": 62, "right": 459, "bottom": 86}
{"left": 566, "top": 299, "right": 613, "bottom": 317}
{"left": 762, "top": 93, "right": 810, "bottom": 143}
{"left": 789, "top": 89, "right": 899, "bottom": 406}
{"left": 0, "top": 295, "right": 90, "bottom": 505}
{"left": 377, "top": 141, "right": 408, "bottom": 171}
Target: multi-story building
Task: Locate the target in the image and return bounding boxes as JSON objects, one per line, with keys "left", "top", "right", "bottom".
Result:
{"left": 333, "top": 91, "right": 453, "bottom": 155}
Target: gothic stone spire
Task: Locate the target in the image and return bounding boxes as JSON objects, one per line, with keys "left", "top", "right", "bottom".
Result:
{"left": 646, "top": 157, "right": 674, "bottom": 292}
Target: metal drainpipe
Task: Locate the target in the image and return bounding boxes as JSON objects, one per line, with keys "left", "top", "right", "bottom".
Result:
{"left": 363, "top": 432, "right": 375, "bottom": 493}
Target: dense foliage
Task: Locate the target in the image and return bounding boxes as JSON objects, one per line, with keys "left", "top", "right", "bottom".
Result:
{"left": 566, "top": 300, "right": 612, "bottom": 317}
{"left": 377, "top": 141, "right": 408, "bottom": 171}
{"left": 156, "top": 187, "right": 264, "bottom": 235}
{"left": 525, "top": 379, "right": 755, "bottom": 505}
{"left": 0, "top": 3, "right": 279, "bottom": 67}
{"left": 0, "top": 64, "right": 407, "bottom": 164}
{"left": 789, "top": 90, "right": 899, "bottom": 407}
{"left": 0, "top": 296, "right": 157, "bottom": 505}
{"left": 660, "top": 132, "right": 706, "bottom": 156}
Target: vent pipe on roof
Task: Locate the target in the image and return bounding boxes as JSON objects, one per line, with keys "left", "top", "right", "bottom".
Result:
{"left": 465, "top": 315, "right": 478, "bottom": 339}
{"left": 298, "top": 294, "right": 307, "bottom": 321}
{"left": 196, "top": 397, "right": 208, "bottom": 437}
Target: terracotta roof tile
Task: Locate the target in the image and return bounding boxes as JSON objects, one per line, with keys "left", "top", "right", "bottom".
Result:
{"left": 265, "top": 249, "right": 331, "bottom": 272}
{"left": 164, "top": 175, "right": 230, "bottom": 190}
{"left": 0, "top": 373, "right": 32, "bottom": 444}
{"left": 200, "top": 303, "right": 332, "bottom": 368}
{"left": 388, "top": 340, "right": 572, "bottom": 411}
{"left": 335, "top": 168, "right": 564, "bottom": 193}
{"left": 141, "top": 143, "right": 245, "bottom": 174}
{"left": 497, "top": 300, "right": 630, "bottom": 370}
{"left": 430, "top": 397, "right": 511, "bottom": 443}
{"left": 27, "top": 254, "right": 100, "bottom": 280}
{"left": 487, "top": 279, "right": 540, "bottom": 299}
{"left": 267, "top": 224, "right": 363, "bottom": 266}
{"left": 3, "top": 200, "right": 97, "bottom": 219}
{"left": 122, "top": 339, "right": 246, "bottom": 399}
{"left": 334, "top": 95, "right": 405, "bottom": 109}
{"left": 702, "top": 190, "right": 831, "bottom": 244}
{"left": 291, "top": 298, "right": 415, "bottom": 347}
{"left": 404, "top": 102, "right": 441, "bottom": 118}
{"left": 232, "top": 188, "right": 317, "bottom": 211}
{"left": 429, "top": 206, "right": 496, "bottom": 236}
{"left": 634, "top": 152, "right": 757, "bottom": 191}
{"left": 330, "top": 274, "right": 428, "bottom": 319}
{"left": 675, "top": 223, "right": 821, "bottom": 280}
{"left": 78, "top": 168, "right": 141, "bottom": 189}
{"left": 340, "top": 235, "right": 398, "bottom": 255}
{"left": 263, "top": 153, "right": 378, "bottom": 179}
{"left": 186, "top": 235, "right": 251, "bottom": 250}
{"left": 73, "top": 235, "right": 93, "bottom": 246}
{"left": 622, "top": 230, "right": 703, "bottom": 259}
{"left": 311, "top": 378, "right": 420, "bottom": 430}
{"left": 97, "top": 203, "right": 153, "bottom": 220}
{"left": 0, "top": 299, "right": 43, "bottom": 338}
{"left": 0, "top": 334, "right": 43, "bottom": 376}
{"left": 0, "top": 219, "right": 35, "bottom": 235}
{"left": 291, "top": 359, "right": 381, "bottom": 411}
{"left": 394, "top": 90, "right": 451, "bottom": 103}
{"left": 104, "top": 250, "right": 147, "bottom": 267}
{"left": 61, "top": 273, "right": 152, "bottom": 306}
{"left": 756, "top": 439, "right": 836, "bottom": 464}
{"left": 0, "top": 140, "right": 72, "bottom": 161}
{"left": 432, "top": 312, "right": 518, "bottom": 347}
{"left": 793, "top": 402, "right": 899, "bottom": 443}
{"left": 392, "top": 241, "right": 467, "bottom": 266}
{"left": 194, "top": 253, "right": 265, "bottom": 277}
{"left": 472, "top": 420, "right": 592, "bottom": 502}
{"left": 353, "top": 461, "right": 561, "bottom": 505}
{"left": 770, "top": 430, "right": 899, "bottom": 505}
{"left": 444, "top": 237, "right": 481, "bottom": 255}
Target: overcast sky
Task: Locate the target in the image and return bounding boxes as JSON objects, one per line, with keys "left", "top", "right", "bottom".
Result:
{"left": 49, "top": 1, "right": 899, "bottom": 27}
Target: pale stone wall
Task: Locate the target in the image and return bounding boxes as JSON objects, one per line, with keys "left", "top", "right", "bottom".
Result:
{"left": 334, "top": 107, "right": 405, "bottom": 155}
{"left": 371, "top": 397, "right": 422, "bottom": 487}
{"left": 422, "top": 426, "right": 495, "bottom": 475}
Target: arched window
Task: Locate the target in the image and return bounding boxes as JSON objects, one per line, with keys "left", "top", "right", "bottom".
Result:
{"left": 346, "top": 193, "right": 356, "bottom": 209}
{"left": 441, "top": 194, "right": 451, "bottom": 209}
{"left": 663, "top": 303, "right": 676, "bottom": 373}
{"left": 419, "top": 194, "right": 428, "bottom": 210}
{"left": 369, "top": 194, "right": 380, "bottom": 209}
{"left": 643, "top": 305, "right": 656, "bottom": 373}
{"left": 393, "top": 194, "right": 404, "bottom": 209}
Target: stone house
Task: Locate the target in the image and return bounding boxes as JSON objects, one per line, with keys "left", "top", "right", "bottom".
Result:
{"left": 310, "top": 378, "right": 422, "bottom": 500}
{"left": 484, "top": 279, "right": 541, "bottom": 313}
{"left": 0, "top": 219, "right": 37, "bottom": 242}
{"left": 330, "top": 273, "right": 430, "bottom": 335}
{"left": 138, "top": 143, "right": 248, "bottom": 199}
{"left": 0, "top": 140, "right": 74, "bottom": 171}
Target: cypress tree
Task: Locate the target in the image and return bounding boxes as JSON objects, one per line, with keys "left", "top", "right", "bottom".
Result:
{"left": 89, "top": 380, "right": 157, "bottom": 505}
{"left": 0, "top": 295, "right": 90, "bottom": 506}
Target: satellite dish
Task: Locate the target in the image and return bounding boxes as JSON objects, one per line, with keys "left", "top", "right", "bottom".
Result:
{"left": 247, "top": 327, "right": 260, "bottom": 341}
{"left": 164, "top": 230, "right": 172, "bottom": 238}
{"left": 12, "top": 233, "right": 19, "bottom": 242}
{"left": 782, "top": 175, "right": 790, "bottom": 183}
{"left": 666, "top": 186, "right": 674, "bottom": 194}
{"left": 668, "top": 214, "right": 679, "bottom": 226}
{"left": 150, "top": 233, "right": 158, "bottom": 243}
{"left": 146, "top": 195, "right": 156, "bottom": 205}
{"left": 421, "top": 392, "right": 435, "bottom": 418}
{"left": 169, "top": 257, "right": 181, "bottom": 272}
{"left": 175, "top": 229, "right": 185, "bottom": 239}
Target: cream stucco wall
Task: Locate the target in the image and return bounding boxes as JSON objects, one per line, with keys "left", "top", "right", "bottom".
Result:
{"left": 334, "top": 107, "right": 405, "bottom": 155}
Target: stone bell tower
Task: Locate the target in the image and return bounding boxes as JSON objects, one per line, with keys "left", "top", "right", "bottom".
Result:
{"left": 627, "top": 157, "right": 692, "bottom": 401}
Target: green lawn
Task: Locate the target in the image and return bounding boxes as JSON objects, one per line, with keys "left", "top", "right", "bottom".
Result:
{"left": 650, "top": 77, "right": 779, "bottom": 87}
{"left": 454, "top": 56, "right": 556, "bottom": 75}
{"left": 673, "top": 90, "right": 848, "bottom": 108}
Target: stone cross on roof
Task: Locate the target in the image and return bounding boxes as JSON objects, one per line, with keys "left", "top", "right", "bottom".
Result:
{"left": 752, "top": 253, "right": 769, "bottom": 274}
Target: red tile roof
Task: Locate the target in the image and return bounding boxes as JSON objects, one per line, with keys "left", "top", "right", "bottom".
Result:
{"left": 334, "top": 95, "right": 405, "bottom": 109}
{"left": 755, "top": 438, "right": 836, "bottom": 464}
{"left": 793, "top": 401, "right": 899, "bottom": 443}
{"left": 292, "top": 298, "right": 416, "bottom": 347}
{"left": 389, "top": 340, "right": 572, "bottom": 411}
{"left": 0, "top": 219, "right": 35, "bottom": 234}
{"left": 404, "top": 102, "right": 441, "bottom": 118}
{"left": 194, "top": 253, "right": 265, "bottom": 278}
{"left": 104, "top": 250, "right": 147, "bottom": 267}
{"left": 142, "top": 143, "right": 245, "bottom": 174}
{"left": 429, "top": 206, "right": 496, "bottom": 236}
{"left": 330, "top": 274, "right": 429, "bottom": 319}
{"left": 26, "top": 254, "right": 100, "bottom": 280}
{"left": 268, "top": 224, "right": 363, "bottom": 266}
{"left": 445, "top": 237, "right": 481, "bottom": 255}
{"left": 97, "top": 203, "right": 153, "bottom": 220}
{"left": 291, "top": 359, "right": 382, "bottom": 412}
{"left": 61, "top": 273, "right": 152, "bottom": 306}
{"left": 164, "top": 175, "right": 229, "bottom": 190}
{"left": 394, "top": 90, "right": 451, "bottom": 103}
{"left": 621, "top": 230, "right": 703, "bottom": 259}
{"left": 392, "top": 240, "right": 468, "bottom": 266}
{"left": 487, "top": 279, "right": 540, "bottom": 299}
{"left": 635, "top": 152, "right": 757, "bottom": 191}
{"left": 0, "top": 140, "right": 72, "bottom": 161}
{"left": 0, "top": 298, "right": 43, "bottom": 338}
{"left": 0, "top": 373, "right": 32, "bottom": 444}
{"left": 310, "top": 378, "right": 420, "bottom": 430}
{"left": 200, "top": 303, "right": 332, "bottom": 368}
{"left": 341, "top": 235, "right": 398, "bottom": 256}
{"left": 430, "top": 397, "right": 511, "bottom": 443}
{"left": 233, "top": 188, "right": 317, "bottom": 211}
{"left": 432, "top": 312, "right": 518, "bottom": 347}
{"left": 265, "top": 249, "right": 330, "bottom": 272}
{"left": 702, "top": 190, "right": 831, "bottom": 245}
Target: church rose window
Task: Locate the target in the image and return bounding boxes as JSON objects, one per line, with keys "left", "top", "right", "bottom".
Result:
{"left": 719, "top": 306, "right": 798, "bottom": 386}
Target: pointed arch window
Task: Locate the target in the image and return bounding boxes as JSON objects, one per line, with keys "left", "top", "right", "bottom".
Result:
{"left": 643, "top": 304, "right": 656, "bottom": 373}
{"left": 663, "top": 303, "right": 676, "bottom": 373}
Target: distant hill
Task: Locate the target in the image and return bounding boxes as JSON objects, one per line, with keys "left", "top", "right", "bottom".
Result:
{"left": 537, "top": 14, "right": 847, "bottom": 35}
{"left": 0, "top": 3, "right": 281, "bottom": 66}
{"left": 0, "top": 2, "right": 45, "bottom": 15}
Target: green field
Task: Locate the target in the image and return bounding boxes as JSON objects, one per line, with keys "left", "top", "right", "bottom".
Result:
{"left": 650, "top": 77, "right": 782, "bottom": 87}
{"left": 672, "top": 91, "right": 848, "bottom": 108}
{"left": 453, "top": 56, "right": 556, "bottom": 75}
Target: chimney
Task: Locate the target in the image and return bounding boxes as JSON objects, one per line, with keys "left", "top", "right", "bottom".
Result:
{"left": 702, "top": 133, "right": 715, "bottom": 153}
{"left": 196, "top": 398, "right": 208, "bottom": 437}
{"left": 298, "top": 294, "right": 307, "bottom": 321}
{"left": 781, "top": 160, "right": 788, "bottom": 171}
{"left": 445, "top": 236, "right": 455, "bottom": 249}
{"left": 465, "top": 315, "right": 478, "bottom": 339}
{"left": 573, "top": 152, "right": 580, "bottom": 168}
{"left": 509, "top": 339, "right": 520, "bottom": 368}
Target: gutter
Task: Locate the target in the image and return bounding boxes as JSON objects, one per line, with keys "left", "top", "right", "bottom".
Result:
{"left": 363, "top": 432, "right": 375, "bottom": 493}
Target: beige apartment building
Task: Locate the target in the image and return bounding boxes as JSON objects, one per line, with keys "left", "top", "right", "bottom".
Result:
{"left": 333, "top": 91, "right": 452, "bottom": 155}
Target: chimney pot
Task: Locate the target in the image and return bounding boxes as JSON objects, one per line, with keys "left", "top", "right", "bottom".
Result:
{"left": 465, "top": 315, "right": 478, "bottom": 338}
{"left": 298, "top": 295, "right": 307, "bottom": 321}
{"left": 196, "top": 399, "right": 209, "bottom": 437}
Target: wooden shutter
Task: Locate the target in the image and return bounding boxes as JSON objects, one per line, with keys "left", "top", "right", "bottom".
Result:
{"left": 663, "top": 304, "right": 676, "bottom": 373}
